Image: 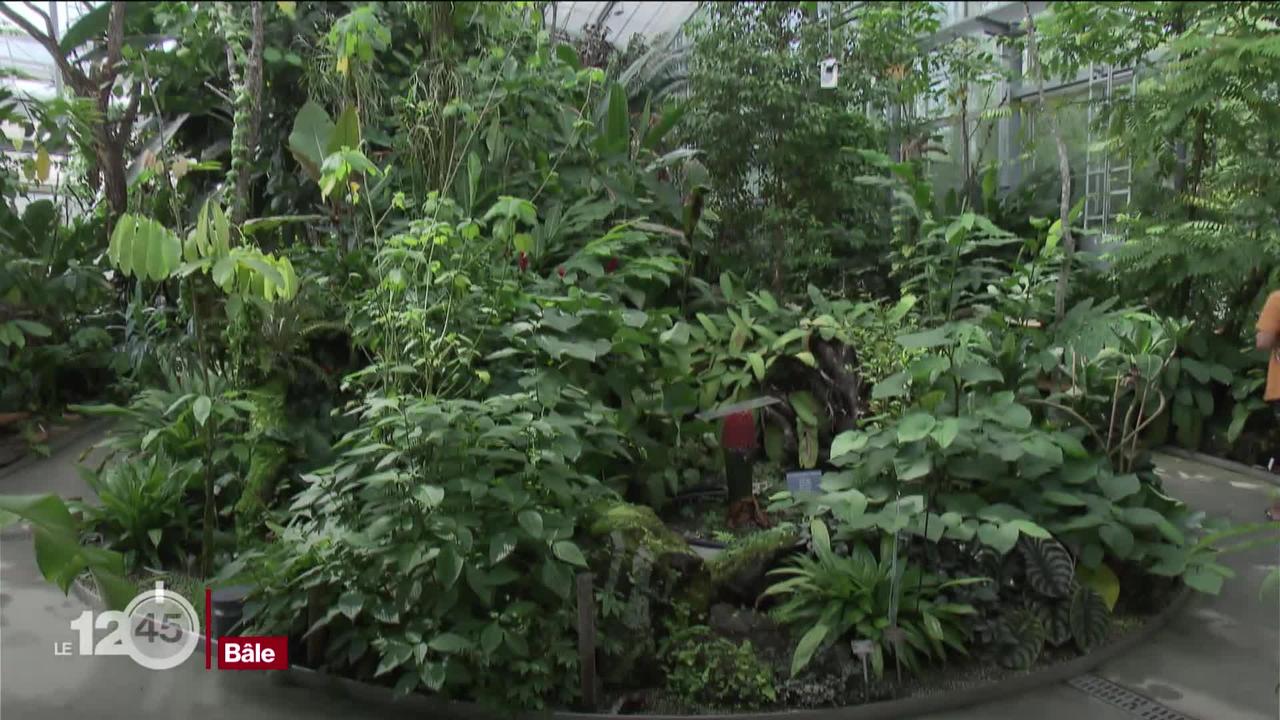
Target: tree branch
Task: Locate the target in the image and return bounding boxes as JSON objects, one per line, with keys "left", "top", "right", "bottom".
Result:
{"left": 19, "top": 0, "right": 54, "bottom": 36}
{"left": 0, "top": 3, "right": 88, "bottom": 90}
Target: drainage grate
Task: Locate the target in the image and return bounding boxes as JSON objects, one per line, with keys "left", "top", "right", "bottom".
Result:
{"left": 1067, "top": 674, "right": 1196, "bottom": 720}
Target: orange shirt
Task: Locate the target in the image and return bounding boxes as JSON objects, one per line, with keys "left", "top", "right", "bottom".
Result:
{"left": 1258, "top": 291, "right": 1280, "bottom": 401}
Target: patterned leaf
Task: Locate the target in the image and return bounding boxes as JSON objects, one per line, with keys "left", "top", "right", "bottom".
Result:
{"left": 1033, "top": 600, "right": 1072, "bottom": 647}
{"left": 997, "top": 608, "right": 1045, "bottom": 670}
{"left": 1019, "top": 537, "right": 1075, "bottom": 599}
{"left": 1069, "top": 585, "right": 1112, "bottom": 651}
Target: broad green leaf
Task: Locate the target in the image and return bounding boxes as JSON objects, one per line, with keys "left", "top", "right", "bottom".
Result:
{"left": 337, "top": 590, "right": 363, "bottom": 620}
{"left": 1044, "top": 490, "right": 1086, "bottom": 507}
{"left": 517, "top": 510, "right": 543, "bottom": 538}
{"left": 1052, "top": 431, "right": 1089, "bottom": 459}
{"left": 1099, "top": 523, "right": 1134, "bottom": 558}
{"left": 897, "top": 412, "right": 937, "bottom": 443}
{"left": 897, "top": 327, "right": 949, "bottom": 349}
{"left": 894, "top": 451, "right": 931, "bottom": 481}
{"left": 1077, "top": 563, "right": 1120, "bottom": 611}
{"left": 328, "top": 106, "right": 362, "bottom": 154}
{"left": 435, "top": 546, "right": 463, "bottom": 587}
{"left": 872, "top": 371, "right": 909, "bottom": 399}
{"left": 791, "top": 622, "right": 830, "bottom": 676}
{"left": 428, "top": 632, "right": 472, "bottom": 653}
{"left": 551, "top": 540, "right": 587, "bottom": 567}
{"left": 415, "top": 485, "right": 444, "bottom": 508}
{"left": 601, "top": 82, "right": 628, "bottom": 154}
{"left": 977, "top": 522, "right": 1019, "bottom": 554}
{"left": 481, "top": 623, "right": 504, "bottom": 655}
{"left": 13, "top": 320, "right": 51, "bottom": 338}
{"left": 489, "top": 534, "right": 516, "bottom": 565}
{"left": 829, "top": 431, "right": 868, "bottom": 459}
{"left": 747, "top": 352, "right": 766, "bottom": 381}
{"left": 555, "top": 43, "right": 581, "bottom": 69}
{"left": 994, "top": 404, "right": 1033, "bottom": 429}
{"left": 790, "top": 391, "right": 819, "bottom": 426}
{"left": 931, "top": 418, "right": 961, "bottom": 448}
{"left": 289, "top": 100, "right": 335, "bottom": 180}
{"left": 1182, "top": 567, "right": 1225, "bottom": 595}
{"left": 1099, "top": 473, "right": 1140, "bottom": 501}
{"left": 192, "top": 396, "right": 212, "bottom": 426}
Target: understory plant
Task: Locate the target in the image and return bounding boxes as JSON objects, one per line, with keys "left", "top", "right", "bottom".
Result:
{"left": 764, "top": 520, "right": 980, "bottom": 678}
{"left": 661, "top": 625, "right": 777, "bottom": 710}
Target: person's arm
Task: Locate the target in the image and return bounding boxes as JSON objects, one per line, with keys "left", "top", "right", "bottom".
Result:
{"left": 1257, "top": 292, "right": 1280, "bottom": 350}
{"left": 1259, "top": 329, "right": 1277, "bottom": 350}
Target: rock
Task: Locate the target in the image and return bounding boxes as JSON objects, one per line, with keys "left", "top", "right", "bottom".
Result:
{"left": 708, "top": 603, "right": 791, "bottom": 665}
{"left": 586, "top": 500, "right": 713, "bottom": 688}
{"left": 707, "top": 523, "right": 801, "bottom": 604}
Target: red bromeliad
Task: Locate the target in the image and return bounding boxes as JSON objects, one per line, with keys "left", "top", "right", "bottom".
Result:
{"left": 517, "top": 251, "right": 528, "bottom": 272}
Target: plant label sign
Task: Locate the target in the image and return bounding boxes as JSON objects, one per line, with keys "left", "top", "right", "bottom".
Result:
{"left": 786, "top": 470, "right": 822, "bottom": 494}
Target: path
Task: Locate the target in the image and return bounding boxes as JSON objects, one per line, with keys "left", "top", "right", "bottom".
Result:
{"left": 0, "top": 435, "right": 1276, "bottom": 720}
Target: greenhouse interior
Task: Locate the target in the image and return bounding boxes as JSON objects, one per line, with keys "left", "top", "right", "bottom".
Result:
{"left": 0, "top": 2, "right": 1277, "bottom": 719}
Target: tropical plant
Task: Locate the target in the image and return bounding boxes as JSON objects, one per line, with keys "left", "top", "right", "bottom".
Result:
{"left": 661, "top": 625, "right": 777, "bottom": 710}
{"left": 75, "top": 454, "right": 200, "bottom": 572}
{"left": 764, "top": 520, "right": 980, "bottom": 678}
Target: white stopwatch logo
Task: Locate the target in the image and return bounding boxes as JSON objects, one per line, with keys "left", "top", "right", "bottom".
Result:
{"left": 62, "top": 582, "right": 200, "bottom": 670}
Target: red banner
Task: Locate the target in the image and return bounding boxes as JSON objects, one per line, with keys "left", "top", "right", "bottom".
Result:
{"left": 217, "top": 636, "right": 289, "bottom": 670}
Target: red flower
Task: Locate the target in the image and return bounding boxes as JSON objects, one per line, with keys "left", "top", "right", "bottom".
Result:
{"left": 605, "top": 256, "right": 620, "bottom": 274}
{"left": 518, "top": 251, "right": 528, "bottom": 272}
{"left": 721, "top": 410, "right": 758, "bottom": 451}
{"left": 557, "top": 266, "right": 566, "bottom": 277}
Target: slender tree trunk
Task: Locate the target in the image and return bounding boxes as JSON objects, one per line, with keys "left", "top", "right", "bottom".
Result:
{"left": 232, "top": 2, "right": 265, "bottom": 223}
{"left": 1023, "top": 3, "right": 1074, "bottom": 322}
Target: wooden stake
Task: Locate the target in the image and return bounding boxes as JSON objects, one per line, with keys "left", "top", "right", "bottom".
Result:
{"left": 575, "top": 572, "right": 598, "bottom": 711}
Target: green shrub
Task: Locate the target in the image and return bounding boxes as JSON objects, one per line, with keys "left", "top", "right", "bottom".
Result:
{"left": 763, "top": 521, "right": 980, "bottom": 678}
{"left": 661, "top": 625, "right": 776, "bottom": 710}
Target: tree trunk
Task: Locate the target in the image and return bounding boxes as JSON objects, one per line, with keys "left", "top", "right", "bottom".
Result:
{"left": 1023, "top": 3, "right": 1074, "bottom": 322}
{"left": 232, "top": 2, "right": 266, "bottom": 223}
{"left": 98, "top": 126, "right": 128, "bottom": 231}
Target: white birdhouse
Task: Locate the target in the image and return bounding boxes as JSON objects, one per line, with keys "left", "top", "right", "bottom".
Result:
{"left": 819, "top": 57, "right": 839, "bottom": 89}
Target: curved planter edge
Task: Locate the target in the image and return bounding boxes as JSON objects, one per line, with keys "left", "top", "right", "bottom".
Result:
{"left": 65, "top": 559, "right": 1193, "bottom": 720}
{"left": 266, "top": 588, "right": 1194, "bottom": 720}
{"left": 0, "top": 417, "right": 111, "bottom": 481}
{"left": 1156, "top": 446, "right": 1280, "bottom": 488}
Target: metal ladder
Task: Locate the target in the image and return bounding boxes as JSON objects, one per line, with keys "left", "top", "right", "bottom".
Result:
{"left": 1083, "top": 63, "right": 1137, "bottom": 234}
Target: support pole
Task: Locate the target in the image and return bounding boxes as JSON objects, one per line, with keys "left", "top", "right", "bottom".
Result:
{"left": 575, "top": 572, "right": 598, "bottom": 711}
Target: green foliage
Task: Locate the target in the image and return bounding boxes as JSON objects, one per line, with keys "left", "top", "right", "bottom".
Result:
{"left": 76, "top": 455, "right": 199, "bottom": 571}
{"left": 995, "top": 608, "right": 1045, "bottom": 671}
{"left": 1068, "top": 584, "right": 1111, "bottom": 651}
{"left": 0, "top": 494, "right": 135, "bottom": 611}
{"left": 763, "top": 521, "right": 980, "bottom": 678}
{"left": 234, "top": 392, "right": 605, "bottom": 710}
{"left": 661, "top": 626, "right": 777, "bottom": 710}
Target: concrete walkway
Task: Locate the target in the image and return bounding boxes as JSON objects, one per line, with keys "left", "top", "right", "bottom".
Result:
{"left": 1, "top": 438, "right": 1276, "bottom": 720}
